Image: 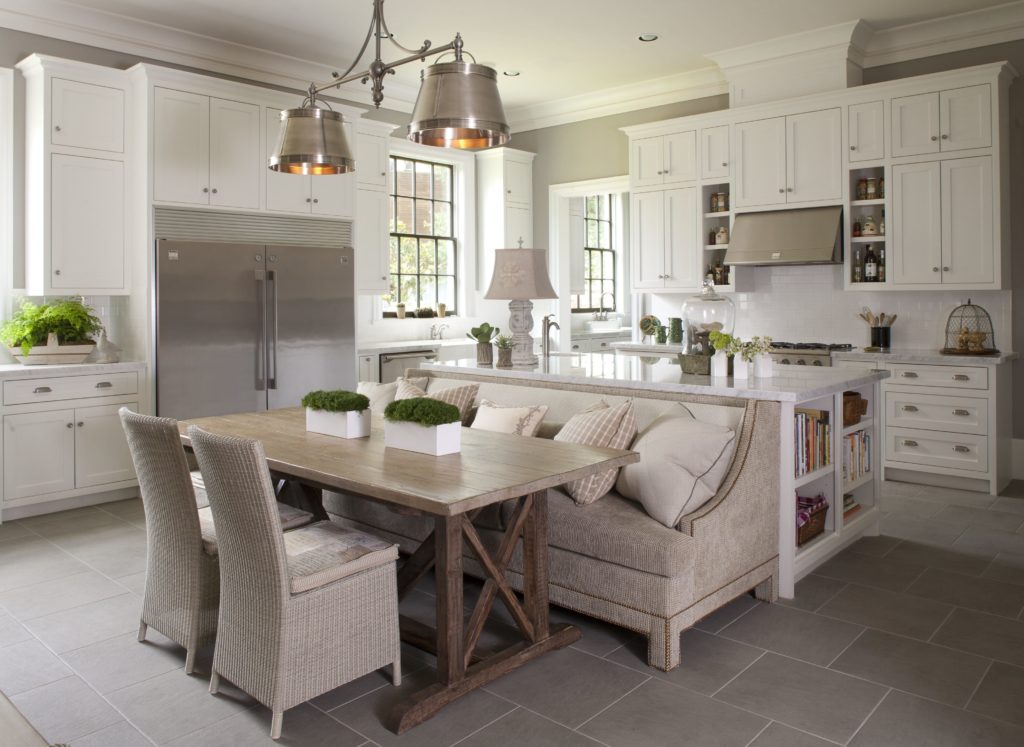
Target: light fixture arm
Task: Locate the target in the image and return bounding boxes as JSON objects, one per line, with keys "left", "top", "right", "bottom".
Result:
{"left": 305, "top": 0, "right": 463, "bottom": 109}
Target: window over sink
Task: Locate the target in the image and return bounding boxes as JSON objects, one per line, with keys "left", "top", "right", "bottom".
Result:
{"left": 572, "top": 193, "right": 617, "bottom": 313}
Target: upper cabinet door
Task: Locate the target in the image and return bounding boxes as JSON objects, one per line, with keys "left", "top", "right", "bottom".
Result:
{"left": 504, "top": 157, "right": 532, "bottom": 206}
{"left": 733, "top": 117, "right": 786, "bottom": 208}
{"left": 942, "top": 156, "right": 993, "bottom": 285}
{"left": 355, "top": 188, "right": 390, "bottom": 293}
{"left": 153, "top": 88, "right": 210, "bottom": 204}
{"left": 663, "top": 187, "right": 699, "bottom": 290}
{"left": 891, "top": 92, "right": 940, "bottom": 158}
{"left": 891, "top": 161, "right": 941, "bottom": 285}
{"left": 786, "top": 108, "right": 841, "bottom": 203}
{"left": 848, "top": 101, "right": 884, "bottom": 162}
{"left": 356, "top": 132, "right": 389, "bottom": 189}
{"left": 504, "top": 205, "right": 533, "bottom": 248}
{"left": 264, "top": 107, "right": 312, "bottom": 214}
{"left": 51, "top": 78, "right": 124, "bottom": 153}
{"left": 630, "top": 191, "right": 666, "bottom": 290}
{"left": 50, "top": 154, "right": 125, "bottom": 291}
{"left": 208, "top": 97, "right": 260, "bottom": 209}
{"left": 630, "top": 136, "right": 664, "bottom": 188}
{"left": 940, "top": 84, "right": 992, "bottom": 152}
{"left": 663, "top": 130, "right": 697, "bottom": 184}
{"left": 700, "top": 125, "right": 730, "bottom": 179}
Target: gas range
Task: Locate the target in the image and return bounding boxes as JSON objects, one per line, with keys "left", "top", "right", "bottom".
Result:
{"left": 768, "top": 342, "right": 854, "bottom": 367}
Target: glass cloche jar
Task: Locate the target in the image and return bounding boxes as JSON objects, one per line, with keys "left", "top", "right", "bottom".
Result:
{"left": 682, "top": 277, "right": 736, "bottom": 354}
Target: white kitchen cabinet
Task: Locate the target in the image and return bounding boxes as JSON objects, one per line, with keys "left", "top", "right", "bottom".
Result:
{"left": 733, "top": 117, "right": 786, "bottom": 207}
{"left": 355, "top": 189, "right": 390, "bottom": 293}
{"left": 891, "top": 160, "right": 941, "bottom": 285}
{"left": 786, "top": 108, "right": 841, "bottom": 203}
{"left": 504, "top": 157, "right": 532, "bottom": 206}
{"left": 75, "top": 404, "right": 137, "bottom": 488}
{"left": 51, "top": 78, "right": 124, "bottom": 153}
{"left": 358, "top": 355, "right": 377, "bottom": 383}
{"left": 3, "top": 410, "right": 76, "bottom": 500}
{"left": 18, "top": 55, "right": 131, "bottom": 296}
{"left": 504, "top": 205, "right": 533, "bottom": 248}
{"left": 892, "top": 85, "right": 991, "bottom": 157}
{"left": 153, "top": 87, "right": 260, "bottom": 209}
{"left": 941, "top": 156, "right": 993, "bottom": 285}
{"left": 50, "top": 154, "right": 125, "bottom": 291}
{"left": 356, "top": 127, "right": 389, "bottom": 190}
{"left": 700, "top": 125, "right": 730, "bottom": 179}
{"left": 630, "top": 187, "right": 699, "bottom": 292}
{"left": 848, "top": 101, "right": 884, "bottom": 162}
{"left": 630, "top": 131, "right": 697, "bottom": 188}
{"left": 265, "top": 107, "right": 355, "bottom": 217}
{"left": 476, "top": 148, "right": 536, "bottom": 288}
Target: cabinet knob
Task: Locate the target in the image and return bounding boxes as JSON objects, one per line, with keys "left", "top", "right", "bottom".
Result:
{"left": 381, "top": 275, "right": 387, "bottom": 281}
{"left": 381, "top": 172, "right": 386, "bottom": 177}
{"left": 850, "top": 145, "right": 856, "bottom": 151}
{"left": 77, "top": 421, "right": 84, "bottom": 428}
{"left": 952, "top": 445, "right": 970, "bottom": 453}
{"left": 211, "top": 188, "right": 218, "bottom": 194}
{"left": 787, "top": 187, "right": 793, "bottom": 192}
{"left": 306, "top": 198, "right": 312, "bottom": 203}
{"left": 313, "top": 198, "right": 318, "bottom": 203}
{"left": 778, "top": 188, "right": 784, "bottom": 193}
{"left": 55, "top": 269, "right": 61, "bottom": 275}
{"left": 931, "top": 135, "right": 938, "bottom": 141}
{"left": 942, "top": 266, "right": 950, "bottom": 272}
{"left": 722, "top": 162, "right": 728, "bottom": 167}
{"left": 203, "top": 187, "right": 209, "bottom": 193}
{"left": 66, "top": 422, "right": 73, "bottom": 429}
{"left": 54, "top": 125, "right": 62, "bottom": 132}
{"left": 932, "top": 267, "right": 939, "bottom": 272}
{"left": 941, "top": 134, "right": 949, "bottom": 140}
{"left": 953, "top": 409, "right": 970, "bottom": 416}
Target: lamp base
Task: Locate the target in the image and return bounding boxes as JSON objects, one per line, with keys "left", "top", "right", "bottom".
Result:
{"left": 508, "top": 299, "right": 538, "bottom": 368}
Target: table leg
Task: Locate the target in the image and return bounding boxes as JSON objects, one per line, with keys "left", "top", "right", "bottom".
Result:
{"left": 522, "top": 490, "right": 550, "bottom": 640}
{"left": 434, "top": 515, "right": 465, "bottom": 685}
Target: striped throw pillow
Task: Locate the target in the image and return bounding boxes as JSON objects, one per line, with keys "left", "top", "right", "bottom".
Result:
{"left": 395, "top": 380, "right": 479, "bottom": 423}
{"left": 554, "top": 400, "right": 637, "bottom": 505}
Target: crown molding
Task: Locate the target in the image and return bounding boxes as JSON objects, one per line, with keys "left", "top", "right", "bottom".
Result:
{"left": 707, "top": 20, "right": 873, "bottom": 72}
{"left": 863, "top": 0, "right": 1024, "bottom": 67}
{"left": 507, "top": 66, "right": 728, "bottom": 134}
{"left": 0, "top": 0, "right": 420, "bottom": 111}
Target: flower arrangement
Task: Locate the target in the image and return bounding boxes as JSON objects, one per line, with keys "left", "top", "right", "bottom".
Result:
{"left": 742, "top": 335, "right": 773, "bottom": 362}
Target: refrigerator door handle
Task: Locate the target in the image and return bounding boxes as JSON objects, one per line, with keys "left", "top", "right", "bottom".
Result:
{"left": 255, "top": 269, "right": 267, "bottom": 391}
{"left": 268, "top": 269, "right": 278, "bottom": 390}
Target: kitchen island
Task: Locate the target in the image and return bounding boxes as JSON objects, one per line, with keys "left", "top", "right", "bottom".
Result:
{"left": 423, "top": 353, "right": 890, "bottom": 597}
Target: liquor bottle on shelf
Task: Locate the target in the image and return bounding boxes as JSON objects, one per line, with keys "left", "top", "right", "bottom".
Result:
{"left": 880, "top": 208, "right": 885, "bottom": 236}
{"left": 864, "top": 244, "right": 878, "bottom": 282}
{"left": 878, "top": 246, "right": 886, "bottom": 282}
{"left": 853, "top": 247, "right": 862, "bottom": 283}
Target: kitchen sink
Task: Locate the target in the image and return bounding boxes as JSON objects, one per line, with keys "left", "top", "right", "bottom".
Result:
{"left": 586, "top": 320, "right": 622, "bottom": 332}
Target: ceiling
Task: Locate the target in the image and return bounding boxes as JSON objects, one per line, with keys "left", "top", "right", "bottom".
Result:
{"left": 10, "top": 0, "right": 1020, "bottom": 124}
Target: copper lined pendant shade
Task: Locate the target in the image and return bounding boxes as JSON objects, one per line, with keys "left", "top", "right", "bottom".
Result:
{"left": 407, "top": 61, "right": 510, "bottom": 150}
{"left": 269, "top": 107, "right": 355, "bottom": 175}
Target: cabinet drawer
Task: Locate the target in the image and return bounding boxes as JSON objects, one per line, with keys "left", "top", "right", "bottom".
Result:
{"left": 4, "top": 372, "right": 138, "bottom": 405}
{"left": 887, "top": 364, "right": 987, "bottom": 390}
{"left": 886, "top": 427, "right": 988, "bottom": 473}
{"left": 885, "top": 392, "right": 987, "bottom": 435}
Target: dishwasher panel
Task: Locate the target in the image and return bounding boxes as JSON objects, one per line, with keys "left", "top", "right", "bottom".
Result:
{"left": 379, "top": 350, "right": 438, "bottom": 383}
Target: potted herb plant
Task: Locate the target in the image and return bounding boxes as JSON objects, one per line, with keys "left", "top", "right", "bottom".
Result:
{"left": 494, "top": 335, "right": 514, "bottom": 368}
{"left": 466, "top": 322, "right": 499, "bottom": 366}
{"left": 1, "top": 298, "right": 103, "bottom": 365}
{"left": 383, "top": 397, "right": 462, "bottom": 456}
{"left": 301, "top": 390, "right": 371, "bottom": 439}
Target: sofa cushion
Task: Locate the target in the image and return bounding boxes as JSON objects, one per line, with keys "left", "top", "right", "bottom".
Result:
{"left": 616, "top": 405, "right": 737, "bottom": 528}
{"left": 396, "top": 379, "right": 479, "bottom": 423}
{"left": 501, "top": 488, "right": 694, "bottom": 577}
{"left": 554, "top": 400, "right": 637, "bottom": 505}
{"left": 357, "top": 377, "right": 428, "bottom": 413}
{"left": 283, "top": 520, "right": 398, "bottom": 594}
{"left": 470, "top": 399, "right": 548, "bottom": 437}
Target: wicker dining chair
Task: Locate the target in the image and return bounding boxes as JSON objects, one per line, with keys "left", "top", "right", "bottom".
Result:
{"left": 188, "top": 426, "right": 401, "bottom": 740}
{"left": 119, "top": 409, "right": 313, "bottom": 675}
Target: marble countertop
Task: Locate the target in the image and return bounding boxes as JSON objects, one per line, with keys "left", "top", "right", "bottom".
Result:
{"left": 832, "top": 348, "right": 1018, "bottom": 366}
{"left": 611, "top": 341, "right": 685, "bottom": 354}
{"left": 0, "top": 361, "right": 146, "bottom": 379}
{"left": 423, "top": 353, "right": 888, "bottom": 403}
{"left": 357, "top": 338, "right": 476, "bottom": 355}
{"left": 572, "top": 327, "right": 632, "bottom": 340}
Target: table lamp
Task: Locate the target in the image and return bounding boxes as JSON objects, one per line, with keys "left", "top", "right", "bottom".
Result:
{"left": 484, "top": 246, "right": 558, "bottom": 367}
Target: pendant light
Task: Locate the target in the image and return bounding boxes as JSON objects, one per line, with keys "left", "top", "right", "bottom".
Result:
{"left": 269, "top": 0, "right": 510, "bottom": 175}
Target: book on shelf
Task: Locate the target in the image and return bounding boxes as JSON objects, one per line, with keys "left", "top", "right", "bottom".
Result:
{"left": 843, "top": 492, "right": 862, "bottom": 520}
{"left": 842, "top": 430, "right": 872, "bottom": 482}
{"left": 794, "top": 408, "right": 831, "bottom": 477}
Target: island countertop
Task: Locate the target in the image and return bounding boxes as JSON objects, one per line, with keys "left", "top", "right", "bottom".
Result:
{"left": 422, "top": 353, "right": 888, "bottom": 403}
{"left": 831, "top": 348, "right": 1017, "bottom": 366}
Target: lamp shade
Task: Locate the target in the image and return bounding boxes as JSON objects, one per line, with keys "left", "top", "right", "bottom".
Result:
{"left": 408, "top": 61, "right": 510, "bottom": 149}
{"left": 485, "top": 248, "right": 558, "bottom": 300}
{"left": 269, "top": 107, "right": 354, "bottom": 175}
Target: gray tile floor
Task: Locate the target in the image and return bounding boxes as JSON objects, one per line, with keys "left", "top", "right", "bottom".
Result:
{"left": 3, "top": 481, "right": 1024, "bottom": 746}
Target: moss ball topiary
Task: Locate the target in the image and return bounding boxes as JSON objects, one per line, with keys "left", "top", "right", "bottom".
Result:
{"left": 301, "top": 390, "right": 370, "bottom": 413}
{"left": 383, "top": 397, "right": 460, "bottom": 427}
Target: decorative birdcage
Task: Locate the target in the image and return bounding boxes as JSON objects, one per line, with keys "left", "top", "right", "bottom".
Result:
{"left": 941, "top": 299, "right": 999, "bottom": 355}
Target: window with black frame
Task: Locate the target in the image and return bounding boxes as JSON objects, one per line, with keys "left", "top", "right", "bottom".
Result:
{"left": 571, "top": 194, "right": 615, "bottom": 313}
{"left": 384, "top": 156, "right": 456, "bottom": 315}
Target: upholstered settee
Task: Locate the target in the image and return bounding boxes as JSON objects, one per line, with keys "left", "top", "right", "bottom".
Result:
{"left": 326, "top": 369, "right": 781, "bottom": 671}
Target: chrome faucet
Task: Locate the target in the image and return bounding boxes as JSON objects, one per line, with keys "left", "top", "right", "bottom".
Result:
{"left": 429, "top": 323, "right": 449, "bottom": 340}
{"left": 594, "top": 292, "right": 616, "bottom": 321}
{"left": 542, "top": 315, "right": 560, "bottom": 358}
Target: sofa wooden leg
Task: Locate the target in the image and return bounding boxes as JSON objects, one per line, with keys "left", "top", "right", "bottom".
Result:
{"left": 646, "top": 619, "right": 679, "bottom": 672}
{"left": 754, "top": 574, "right": 779, "bottom": 603}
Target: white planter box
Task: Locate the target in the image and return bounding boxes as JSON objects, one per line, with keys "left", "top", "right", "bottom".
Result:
{"left": 384, "top": 419, "right": 461, "bottom": 456}
{"left": 305, "top": 408, "right": 370, "bottom": 439}
{"left": 10, "top": 339, "right": 95, "bottom": 365}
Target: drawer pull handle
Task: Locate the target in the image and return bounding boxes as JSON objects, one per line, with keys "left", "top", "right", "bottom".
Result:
{"left": 902, "top": 439, "right": 919, "bottom": 447}
{"left": 901, "top": 405, "right": 919, "bottom": 413}
{"left": 952, "top": 374, "right": 970, "bottom": 381}
{"left": 95, "top": 381, "right": 113, "bottom": 389}
{"left": 33, "top": 386, "right": 52, "bottom": 394}
{"left": 953, "top": 445, "right": 970, "bottom": 454}
{"left": 899, "top": 372, "right": 918, "bottom": 378}
{"left": 952, "top": 409, "right": 970, "bottom": 417}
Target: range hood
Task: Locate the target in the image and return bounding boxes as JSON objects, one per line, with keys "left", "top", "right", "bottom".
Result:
{"left": 724, "top": 206, "right": 843, "bottom": 266}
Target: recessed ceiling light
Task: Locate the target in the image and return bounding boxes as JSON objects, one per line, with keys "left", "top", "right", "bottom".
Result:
{"left": 638, "top": 33, "right": 659, "bottom": 42}
{"left": 503, "top": 70, "right": 521, "bottom": 77}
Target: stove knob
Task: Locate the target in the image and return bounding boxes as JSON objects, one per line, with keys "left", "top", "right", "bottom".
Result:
{"left": 812, "top": 359, "right": 823, "bottom": 366}
{"left": 780, "top": 358, "right": 791, "bottom": 365}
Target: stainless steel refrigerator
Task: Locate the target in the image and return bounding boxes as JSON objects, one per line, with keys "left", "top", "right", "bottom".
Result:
{"left": 156, "top": 239, "right": 355, "bottom": 420}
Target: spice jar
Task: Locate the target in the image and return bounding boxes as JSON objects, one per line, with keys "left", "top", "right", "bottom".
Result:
{"left": 856, "top": 178, "right": 868, "bottom": 200}
{"left": 717, "top": 192, "right": 729, "bottom": 211}
{"left": 866, "top": 178, "right": 878, "bottom": 199}
{"left": 710, "top": 193, "right": 720, "bottom": 212}
{"left": 715, "top": 226, "right": 729, "bottom": 245}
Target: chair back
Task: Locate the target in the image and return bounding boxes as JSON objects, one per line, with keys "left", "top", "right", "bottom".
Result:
{"left": 187, "top": 426, "right": 290, "bottom": 608}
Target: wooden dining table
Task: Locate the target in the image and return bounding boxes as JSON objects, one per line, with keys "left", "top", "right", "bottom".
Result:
{"left": 179, "top": 407, "right": 638, "bottom": 733}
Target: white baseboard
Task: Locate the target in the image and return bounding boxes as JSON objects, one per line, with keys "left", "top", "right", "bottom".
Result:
{"left": 1014, "top": 439, "right": 1024, "bottom": 480}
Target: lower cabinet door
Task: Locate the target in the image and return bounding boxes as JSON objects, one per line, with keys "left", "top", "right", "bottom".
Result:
{"left": 74, "top": 403, "right": 137, "bottom": 488}
{"left": 4, "top": 410, "right": 76, "bottom": 500}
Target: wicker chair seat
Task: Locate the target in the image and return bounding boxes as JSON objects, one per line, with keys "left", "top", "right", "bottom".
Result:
{"left": 197, "top": 503, "right": 314, "bottom": 556}
{"left": 191, "top": 471, "right": 209, "bottom": 509}
{"left": 283, "top": 520, "right": 398, "bottom": 594}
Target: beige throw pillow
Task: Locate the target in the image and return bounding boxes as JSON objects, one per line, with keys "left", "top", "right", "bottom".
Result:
{"left": 470, "top": 399, "right": 549, "bottom": 437}
{"left": 395, "top": 380, "right": 479, "bottom": 423}
{"left": 615, "top": 405, "right": 737, "bottom": 528}
{"left": 357, "top": 377, "right": 428, "bottom": 413}
{"left": 554, "top": 400, "right": 637, "bottom": 505}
